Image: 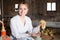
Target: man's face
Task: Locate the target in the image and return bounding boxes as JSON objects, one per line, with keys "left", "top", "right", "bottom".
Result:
{"left": 19, "top": 4, "right": 28, "bottom": 16}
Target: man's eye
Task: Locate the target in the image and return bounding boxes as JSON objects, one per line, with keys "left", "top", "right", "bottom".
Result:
{"left": 19, "top": 8, "right": 22, "bottom": 10}
{"left": 24, "top": 8, "right": 26, "bottom": 10}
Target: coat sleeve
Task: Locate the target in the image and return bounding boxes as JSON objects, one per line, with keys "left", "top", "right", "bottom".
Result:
{"left": 10, "top": 19, "right": 20, "bottom": 38}
{"left": 27, "top": 18, "right": 33, "bottom": 33}
{"left": 10, "top": 19, "right": 30, "bottom": 38}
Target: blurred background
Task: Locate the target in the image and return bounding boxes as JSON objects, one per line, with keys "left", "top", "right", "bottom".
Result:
{"left": 0, "top": 0, "right": 60, "bottom": 40}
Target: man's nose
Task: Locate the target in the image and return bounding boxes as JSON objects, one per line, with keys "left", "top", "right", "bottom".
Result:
{"left": 21, "top": 10, "right": 24, "bottom": 12}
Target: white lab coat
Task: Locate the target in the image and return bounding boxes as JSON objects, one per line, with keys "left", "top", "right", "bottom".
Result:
{"left": 10, "top": 15, "right": 34, "bottom": 40}
{"left": 10, "top": 15, "right": 41, "bottom": 40}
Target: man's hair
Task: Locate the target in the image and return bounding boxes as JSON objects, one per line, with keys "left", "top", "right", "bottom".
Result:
{"left": 18, "top": 2, "right": 29, "bottom": 9}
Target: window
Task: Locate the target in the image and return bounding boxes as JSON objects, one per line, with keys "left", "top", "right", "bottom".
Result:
{"left": 15, "top": 4, "right": 18, "bottom": 12}
{"left": 47, "top": 2, "right": 56, "bottom": 11}
{"left": 47, "top": 2, "right": 51, "bottom": 11}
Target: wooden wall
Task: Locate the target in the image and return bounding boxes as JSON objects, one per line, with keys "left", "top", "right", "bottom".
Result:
{"left": 3, "top": 0, "right": 60, "bottom": 21}
{"left": 0, "top": 0, "right": 60, "bottom": 36}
